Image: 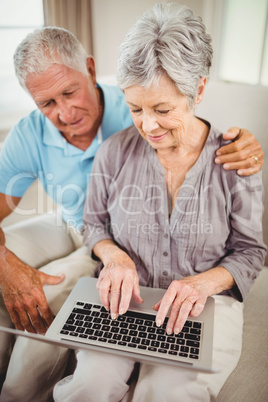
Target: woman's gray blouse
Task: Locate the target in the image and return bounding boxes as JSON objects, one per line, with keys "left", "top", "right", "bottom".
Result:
{"left": 82, "top": 123, "right": 266, "bottom": 302}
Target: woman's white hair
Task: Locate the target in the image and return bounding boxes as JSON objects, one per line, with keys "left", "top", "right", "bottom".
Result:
{"left": 117, "top": 2, "right": 213, "bottom": 109}
{"left": 14, "top": 26, "right": 88, "bottom": 91}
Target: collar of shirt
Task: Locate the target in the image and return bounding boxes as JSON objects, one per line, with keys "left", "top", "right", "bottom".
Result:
{"left": 42, "top": 113, "right": 103, "bottom": 160}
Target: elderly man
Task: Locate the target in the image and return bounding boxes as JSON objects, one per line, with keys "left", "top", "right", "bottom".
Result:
{"left": 0, "top": 27, "right": 263, "bottom": 401}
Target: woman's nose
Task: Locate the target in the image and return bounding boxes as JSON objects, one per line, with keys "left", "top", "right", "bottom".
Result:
{"left": 142, "top": 113, "right": 159, "bottom": 133}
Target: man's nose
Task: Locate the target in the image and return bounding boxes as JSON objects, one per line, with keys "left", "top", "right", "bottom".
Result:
{"left": 58, "top": 101, "right": 74, "bottom": 124}
{"left": 142, "top": 113, "right": 159, "bottom": 133}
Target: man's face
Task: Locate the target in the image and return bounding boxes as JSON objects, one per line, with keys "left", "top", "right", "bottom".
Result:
{"left": 25, "top": 58, "right": 100, "bottom": 139}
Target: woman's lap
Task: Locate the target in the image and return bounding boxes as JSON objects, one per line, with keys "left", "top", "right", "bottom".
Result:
{"left": 54, "top": 350, "right": 135, "bottom": 402}
{"left": 54, "top": 295, "right": 244, "bottom": 402}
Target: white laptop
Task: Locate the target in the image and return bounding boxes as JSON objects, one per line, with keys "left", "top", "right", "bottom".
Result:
{"left": 0, "top": 276, "right": 217, "bottom": 372}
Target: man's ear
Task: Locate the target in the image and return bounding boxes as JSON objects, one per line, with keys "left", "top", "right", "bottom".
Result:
{"left": 195, "top": 77, "right": 207, "bottom": 107}
{"left": 86, "top": 56, "right": 97, "bottom": 86}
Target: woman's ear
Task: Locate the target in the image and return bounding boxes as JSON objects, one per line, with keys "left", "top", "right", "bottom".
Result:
{"left": 195, "top": 77, "right": 207, "bottom": 107}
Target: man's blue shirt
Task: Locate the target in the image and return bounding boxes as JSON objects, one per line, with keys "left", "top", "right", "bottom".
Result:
{"left": 0, "top": 84, "right": 133, "bottom": 228}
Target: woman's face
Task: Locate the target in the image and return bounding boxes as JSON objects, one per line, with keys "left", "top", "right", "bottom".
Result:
{"left": 125, "top": 74, "right": 195, "bottom": 151}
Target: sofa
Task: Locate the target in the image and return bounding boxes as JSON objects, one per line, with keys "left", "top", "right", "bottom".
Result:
{"left": 216, "top": 266, "right": 268, "bottom": 401}
{"left": 199, "top": 82, "right": 268, "bottom": 401}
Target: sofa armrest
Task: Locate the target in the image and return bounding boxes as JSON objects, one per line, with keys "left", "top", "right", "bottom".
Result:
{"left": 216, "top": 267, "right": 268, "bottom": 401}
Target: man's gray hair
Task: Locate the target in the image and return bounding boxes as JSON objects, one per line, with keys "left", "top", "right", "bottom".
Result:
{"left": 14, "top": 26, "right": 88, "bottom": 91}
{"left": 117, "top": 2, "right": 213, "bottom": 109}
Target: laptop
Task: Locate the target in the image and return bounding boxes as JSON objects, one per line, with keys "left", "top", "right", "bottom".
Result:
{"left": 0, "top": 276, "right": 217, "bottom": 372}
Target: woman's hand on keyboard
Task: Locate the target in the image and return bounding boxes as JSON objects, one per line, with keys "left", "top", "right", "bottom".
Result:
{"left": 95, "top": 240, "right": 143, "bottom": 319}
{"left": 153, "top": 267, "right": 235, "bottom": 334}
{"left": 153, "top": 276, "right": 208, "bottom": 335}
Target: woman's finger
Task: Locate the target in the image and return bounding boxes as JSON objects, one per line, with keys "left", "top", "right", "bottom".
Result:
{"left": 173, "top": 299, "right": 195, "bottom": 334}
{"left": 118, "top": 277, "right": 134, "bottom": 315}
{"left": 109, "top": 279, "right": 122, "bottom": 319}
{"left": 155, "top": 286, "right": 177, "bottom": 327}
{"left": 189, "top": 299, "right": 205, "bottom": 317}
{"left": 97, "top": 274, "right": 111, "bottom": 311}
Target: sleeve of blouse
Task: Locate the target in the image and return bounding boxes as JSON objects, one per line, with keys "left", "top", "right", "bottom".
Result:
{"left": 219, "top": 172, "right": 267, "bottom": 302}
{"left": 81, "top": 141, "right": 116, "bottom": 257}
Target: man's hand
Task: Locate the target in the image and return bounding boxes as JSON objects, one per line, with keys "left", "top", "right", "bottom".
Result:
{"left": 1, "top": 256, "right": 64, "bottom": 334}
{"left": 215, "top": 127, "right": 263, "bottom": 176}
{"left": 0, "top": 227, "right": 5, "bottom": 246}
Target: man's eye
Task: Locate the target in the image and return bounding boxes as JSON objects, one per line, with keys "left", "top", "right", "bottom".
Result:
{"left": 131, "top": 109, "right": 142, "bottom": 114}
{"left": 42, "top": 101, "right": 52, "bottom": 108}
{"left": 64, "top": 91, "right": 75, "bottom": 96}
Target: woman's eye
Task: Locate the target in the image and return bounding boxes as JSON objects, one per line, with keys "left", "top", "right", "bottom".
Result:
{"left": 157, "top": 110, "right": 169, "bottom": 114}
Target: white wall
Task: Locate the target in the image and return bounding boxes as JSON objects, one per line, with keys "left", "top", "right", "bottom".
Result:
{"left": 198, "top": 81, "right": 268, "bottom": 265}
{"left": 197, "top": 81, "right": 268, "bottom": 145}
{"left": 91, "top": 0, "right": 210, "bottom": 80}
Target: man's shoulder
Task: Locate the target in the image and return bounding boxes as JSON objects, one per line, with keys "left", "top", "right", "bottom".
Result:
{"left": 100, "top": 83, "right": 128, "bottom": 114}
{"left": 99, "top": 83, "right": 124, "bottom": 101}
{"left": 1, "top": 109, "right": 56, "bottom": 159}
{"left": 12, "top": 109, "right": 47, "bottom": 136}
{"left": 99, "top": 83, "right": 133, "bottom": 139}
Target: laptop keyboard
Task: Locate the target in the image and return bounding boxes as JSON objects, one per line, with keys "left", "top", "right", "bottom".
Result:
{"left": 59, "top": 301, "right": 202, "bottom": 361}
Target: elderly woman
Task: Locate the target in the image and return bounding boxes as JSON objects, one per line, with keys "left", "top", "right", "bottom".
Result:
{"left": 54, "top": 3, "right": 266, "bottom": 401}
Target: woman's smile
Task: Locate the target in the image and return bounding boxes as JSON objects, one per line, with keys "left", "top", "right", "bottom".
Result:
{"left": 147, "top": 132, "right": 168, "bottom": 142}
